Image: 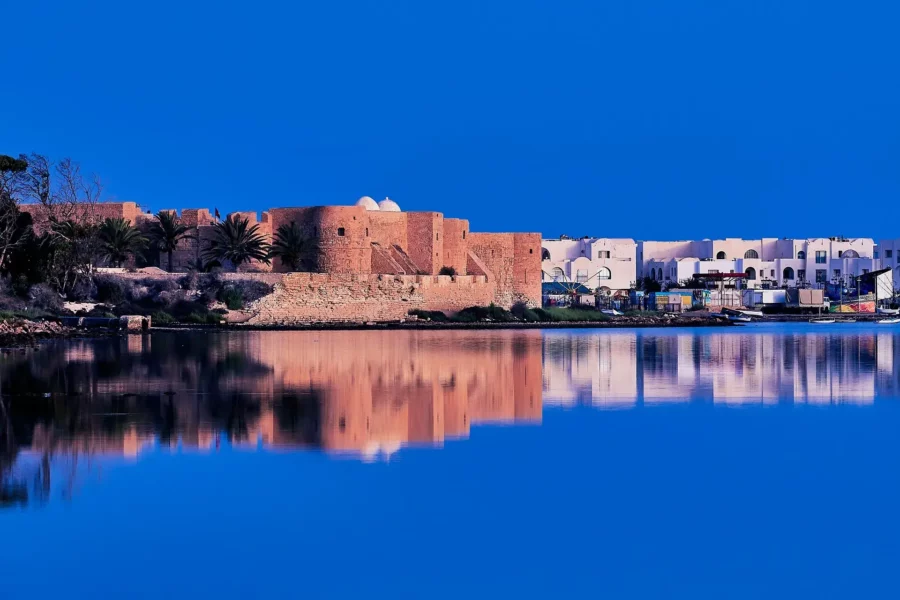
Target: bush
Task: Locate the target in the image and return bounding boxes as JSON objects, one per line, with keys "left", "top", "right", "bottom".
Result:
{"left": 452, "top": 304, "right": 514, "bottom": 323}
{"left": 94, "top": 275, "right": 129, "bottom": 304}
{"left": 217, "top": 287, "right": 244, "bottom": 310}
{"left": 68, "top": 277, "right": 97, "bottom": 302}
{"left": 541, "top": 307, "right": 609, "bottom": 322}
{"left": 29, "top": 284, "right": 64, "bottom": 313}
{"left": 182, "top": 311, "right": 222, "bottom": 325}
{"left": 151, "top": 310, "right": 177, "bottom": 325}
{"left": 438, "top": 266, "right": 457, "bottom": 276}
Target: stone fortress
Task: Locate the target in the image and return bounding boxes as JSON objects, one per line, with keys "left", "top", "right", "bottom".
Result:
{"left": 21, "top": 197, "right": 542, "bottom": 324}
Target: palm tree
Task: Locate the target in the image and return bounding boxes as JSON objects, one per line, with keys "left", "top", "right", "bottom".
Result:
{"left": 148, "top": 211, "right": 193, "bottom": 272}
{"left": 202, "top": 215, "right": 270, "bottom": 269}
{"left": 98, "top": 218, "right": 148, "bottom": 267}
{"left": 269, "top": 221, "right": 314, "bottom": 271}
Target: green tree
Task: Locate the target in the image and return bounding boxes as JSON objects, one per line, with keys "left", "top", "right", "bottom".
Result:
{"left": 98, "top": 218, "right": 148, "bottom": 267}
{"left": 202, "top": 215, "right": 270, "bottom": 269}
{"left": 269, "top": 221, "right": 313, "bottom": 271}
{"left": 148, "top": 211, "right": 193, "bottom": 272}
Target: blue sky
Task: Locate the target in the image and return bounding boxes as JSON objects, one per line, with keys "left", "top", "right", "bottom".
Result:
{"left": 1, "top": 1, "right": 898, "bottom": 240}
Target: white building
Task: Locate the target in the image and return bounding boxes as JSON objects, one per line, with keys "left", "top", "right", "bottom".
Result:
{"left": 875, "top": 239, "right": 900, "bottom": 289}
{"left": 541, "top": 237, "right": 637, "bottom": 292}
{"left": 639, "top": 237, "right": 877, "bottom": 289}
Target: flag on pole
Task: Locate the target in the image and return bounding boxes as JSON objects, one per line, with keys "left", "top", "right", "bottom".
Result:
{"left": 214, "top": 207, "right": 221, "bottom": 221}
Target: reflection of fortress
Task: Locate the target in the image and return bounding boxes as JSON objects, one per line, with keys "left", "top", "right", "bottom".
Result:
{"left": 1, "top": 331, "right": 543, "bottom": 470}
{"left": 543, "top": 330, "right": 899, "bottom": 406}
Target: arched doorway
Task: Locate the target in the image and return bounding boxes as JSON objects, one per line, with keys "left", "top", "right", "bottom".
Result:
{"left": 716, "top": 251, "right": 726, "bottom": 259}
{"left": 783, "top": 267, "right": 794, "bottom": 280}
{"left": 745, "top": 267, "right": 756, "bottom": 280}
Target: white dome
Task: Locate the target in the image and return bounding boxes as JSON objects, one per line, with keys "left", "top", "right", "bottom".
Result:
{"left": 355, "top": 196, "right": 379, "bottom": 211}
{"left": 378, "top": 197, "right": 401, "bottom": 212}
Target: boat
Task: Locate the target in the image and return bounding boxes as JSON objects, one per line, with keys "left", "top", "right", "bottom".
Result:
{"left": 809, "top": 318, "right": 836, "bottom": 324}
{"left": 877, "top": 318, "right": 900, "bottom": 324}
{"left": 877, "top": 307, "right": 900, "bottom": 315}
{"left": 727, "top": 314, "right": 752, "bottom": 323}
{"left": 600, "top": 308, "right": 624, "bottom": 316}
{"left": 837, "top": 318, "right": 857, "bottom": 324}
{"left": 722, "top": 307, "right": 763, "bottom": 318}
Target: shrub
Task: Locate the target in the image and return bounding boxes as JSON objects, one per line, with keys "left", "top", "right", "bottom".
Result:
{"left": 217, "top": 287, "right": 244, "bottom": 310}
{"left": 438, "top": 266, "right": 457, "bottom": 276}
{"left": 151, "top": 310, "right": 177, "bottom": 325}
{"left": 68, "top": 277, "right": 97, "bottom": 302}
{"left": 29, "top": 284, "right": 64, "bottom": 313}
{"left": 452, "top": 304, "right": 514, "bottom": 323}
{"left": 182, "top": 311, "right": 222, "bottom": 325}
{"left": 94, "top": 275, "right": 129, "bottom": 304}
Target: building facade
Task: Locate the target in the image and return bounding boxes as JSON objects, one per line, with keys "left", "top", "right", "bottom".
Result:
{"left": 540, "top": 237, "right": 637, "bottom": 293}
{"left": 639, "top": 237, "right": 878, "bottom": 289}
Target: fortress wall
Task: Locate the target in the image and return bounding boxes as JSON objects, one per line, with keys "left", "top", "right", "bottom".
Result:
{"left": 243, "top": 272, "right": 495, "bottom": 325}
{"left": 467, "top": 233, "right": 541, "bottom": 308}
{"left": 406, "top": 212, "right": 443, "bottom": 275}
{"left": 442, "top": 218, "right": 469, "bottom": 276}
{"left": 267, "top": 206, "right": 370, "bottom": 274}
{"left": 367, "top": 211, "right": 408, "bottom": 251}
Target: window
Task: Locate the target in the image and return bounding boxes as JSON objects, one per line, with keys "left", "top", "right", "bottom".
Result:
{"left": 745, "top": 267, "right": 756, "bottom": 280}
{"left": 798, "top": 269, "right": 806, "bottom": 281}
{"left": 576, "top": 269, "right": 588, "bottom": 283}
{"left": 365, "top": 228, "right": 369, "bottom": 237}
{"left": 708, "top": 269, "right": 720, "bottom": 274}
{"left": 833, "top": 269, "right": 841, "bottom": 279}
{"left": 436, "top": 233, "right": 439, "bottom": 241}
{"left": 816, "top": 269, "right": 827, "bottom": 283}
{"left": 550, "top": 267, "right": 564, "bottom": 282}
{"left": 815, "top": 251, "right": 827, "bottom": 264}
{"left": 744, "top": 249, "right": 759, "bottom": 259}
{"left": 887, "top": 250, "right": 893, "bottom": 259}
{"left": 598, "top": 250, "right": 611, "bottom": 259}
{"left": 541, "top": 248, "right": 551, "bottom": 261}
{"left": 529, "top": 248, "right": 533, "bottom": 254}
{"left": 716, "top": 251, "right": 726, "bottom": 259}
{"left": 842, "top": 249, "right": 859, "bottom": 259}
{"left": 337, "top": 227, "right": 345, "bottom": 236}
{"left": 463, "top": 231, "right": 466, "bottom": 239}
{"left": 838, "top": 250, "right": 843, "bottom": 257}
{"left": 597, "top": 267, "right": 612, "bottom": 280}
{"left": 797, "top": 250, "right": 806, "bottom": 260}
{"left": 783, "top": 267, "right": 795, "bottom": 280}
{"left": 875, "top": 251, "right": 880, "bottom": 259}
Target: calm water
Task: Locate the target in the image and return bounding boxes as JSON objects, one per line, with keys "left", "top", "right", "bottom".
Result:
{"left": 2, "top": 324, "right": 900, "bottom": 599}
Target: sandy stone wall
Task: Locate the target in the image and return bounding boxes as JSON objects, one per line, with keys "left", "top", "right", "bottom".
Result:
{"left": 21, "top": 201, "right": 143, "bottom": 234}
{"left": 245, "top": 272, "right": 496, "bottom": 325}
{"left": 467, "top": 232, "right": 541, "bottom": 307}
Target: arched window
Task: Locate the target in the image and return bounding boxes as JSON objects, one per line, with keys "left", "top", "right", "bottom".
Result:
{"left": 716, "top": 251, "right": 726, "bottom": 259}
{"left": 541, "top": 248, "right": 551, "bottom": 261}
{"left": 745, "top": 267, "right": 756, "bottom": 280}
{"left": 797, "top": 250, "right": 806, "bottom": 260}
{"left": 744, "top": 249, "right": 759, "bottom": 259}
{"left": 597, "top": 267, "right": 612, "bottom": 280}
{"left": 842, "top": 249, "right": 860, "bottom": 258}
{"left": 649, "top": 268, "right": 656, "bottom": 280}
{"left": 783, "top": 267, "right": 794, "bottom": 280}
{"left": 550, "top": 267, "right": 565, "bottom": 282}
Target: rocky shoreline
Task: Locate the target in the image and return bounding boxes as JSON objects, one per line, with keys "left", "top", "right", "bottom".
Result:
{"left": 0, "top": 319, "right": 120, "bottom": 348}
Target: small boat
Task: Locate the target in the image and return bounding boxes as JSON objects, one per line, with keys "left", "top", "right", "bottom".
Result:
{"left": 722, "top": 307, "right": 763, "bottom": 318}
{"left": 728, "top": 314, "right": 752, "bottom": 323}
{"left": 810, "top": 318, "right": 836, "bottom": 324}
{"left": 877, "top": 318, "right": 900, "bottom": 324}
{"left": 837, "top": 318, "right": 857, "bottom": 324}
{"left": 877, "top": 307, "right": 900, "bottom": 315}
{"left": 600, "top": 308, "right": 624, "bottom": 316}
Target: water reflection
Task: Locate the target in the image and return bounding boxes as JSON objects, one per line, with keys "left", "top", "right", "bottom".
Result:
{"left": 2, "top": 326, "right": 899, "bottom": 507}
{"left": 543, "top": 327, "right": 900, "bottom": 407}
{"left": 0, "top": 330, "right": 543, "bottom": 506}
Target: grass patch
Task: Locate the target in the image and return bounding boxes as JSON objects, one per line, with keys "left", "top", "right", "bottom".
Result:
{"left": 151, "top": 311, "right": 177, "bottom": 325}
{"left": 540, "top": 307, "right": 609, "bottom": 322}
{"left": 0, "top": 308, "right": 55, "bottom": 321}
